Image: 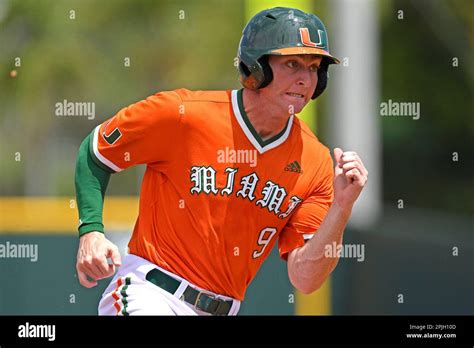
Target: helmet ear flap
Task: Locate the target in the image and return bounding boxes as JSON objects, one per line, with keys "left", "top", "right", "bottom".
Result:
{"left": 238, "top": 61, "right": 252, "bottom": 78}
{"left": 257, "top": 55, "right": 274, "bottom": 89}
{"left": 239, "top": 55, "right": 274, "bottom": 90}
{"left": 312, "top": 59, "right": 329, "bottom": 99}
{"left": 238, "top": 61, "right": 257, "bottom": 89}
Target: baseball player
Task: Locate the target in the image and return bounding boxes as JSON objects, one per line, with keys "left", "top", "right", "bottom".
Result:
{"left": 75, "top": 7, "right": 368, "bottom": 316}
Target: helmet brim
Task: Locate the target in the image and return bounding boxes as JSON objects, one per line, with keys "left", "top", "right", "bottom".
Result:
{"left": 269, "top": 47, "right": 340, "bottom": 64}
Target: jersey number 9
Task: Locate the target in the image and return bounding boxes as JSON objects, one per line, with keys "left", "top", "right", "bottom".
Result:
{"left": 252, "top": 227, "right": 277, "bottom": 259}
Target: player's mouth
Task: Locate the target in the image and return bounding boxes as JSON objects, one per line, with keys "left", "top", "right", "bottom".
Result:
{"left": 285, "top": 92, "right": 305, "bottom": 99}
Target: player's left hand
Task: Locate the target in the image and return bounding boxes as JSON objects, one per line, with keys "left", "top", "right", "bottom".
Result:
{"left": 332, "top": 148, "right": 368, "bottom": 211}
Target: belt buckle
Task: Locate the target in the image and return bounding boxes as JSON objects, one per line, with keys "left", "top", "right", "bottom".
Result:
{"left": 194, "top": 291, "right": 216, "bottom": 313}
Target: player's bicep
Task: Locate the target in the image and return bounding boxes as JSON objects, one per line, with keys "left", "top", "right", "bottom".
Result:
{"left": 278, "top": 182, "right": 333, "bottom": 260}
{"left": 287, "top": 247, "right": 300, "bottom": 266}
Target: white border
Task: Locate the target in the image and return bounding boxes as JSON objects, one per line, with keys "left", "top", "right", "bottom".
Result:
{"left": 231, "top": 90, "right": 293, "bottom": 154}
{"left": 92, "top": 125, "right": 123, "bottom": 172}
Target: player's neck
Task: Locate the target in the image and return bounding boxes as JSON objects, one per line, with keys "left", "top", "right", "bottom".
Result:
{"left": 242, "top": 89, "right": 290, "bottom": 141}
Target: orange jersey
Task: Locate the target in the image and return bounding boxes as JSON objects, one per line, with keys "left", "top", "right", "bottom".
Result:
{"left": 91, "top": 89, "right": 334, "bottom": 300}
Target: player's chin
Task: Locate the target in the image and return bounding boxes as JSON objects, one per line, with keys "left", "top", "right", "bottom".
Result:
{"left": 288, "top": 101, "right": 307, "bottom": 115}
{"left": 283, "top": 95, "right": 308, "bottom": 114}
{"left": 294, "top": 103, "right": 307, "bottom": 114}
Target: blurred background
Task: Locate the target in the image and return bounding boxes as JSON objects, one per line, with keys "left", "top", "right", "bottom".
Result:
{"left": 0, "top": 0, "right": 472, "bottom": 315}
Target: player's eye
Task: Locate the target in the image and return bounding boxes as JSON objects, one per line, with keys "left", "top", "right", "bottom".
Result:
{"left": 309, "top": 64, "right": 320, "bottom": 72}
{"left": 286, "top": 60, "right": 298, "bottom": 69}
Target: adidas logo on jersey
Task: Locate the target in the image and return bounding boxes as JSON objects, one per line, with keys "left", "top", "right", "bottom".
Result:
{"left": 284, "top": 161, "right": 303, "bottom": 174}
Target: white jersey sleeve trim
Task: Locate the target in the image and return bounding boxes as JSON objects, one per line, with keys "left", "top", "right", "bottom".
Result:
{"left": 92, "top": 125, "right": 123, "bottom": 173}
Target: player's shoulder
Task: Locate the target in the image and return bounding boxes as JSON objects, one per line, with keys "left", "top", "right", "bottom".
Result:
{"left": 142, "top": 89, "right": 231, "bottom": 115}
{"left": 292, "top": 116, "right": 331, "bottom": 156}
{"left": 173, "top": 88, "right": 231, "bottom": 104}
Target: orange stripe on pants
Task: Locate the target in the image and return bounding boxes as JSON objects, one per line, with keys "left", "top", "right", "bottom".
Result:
{"left": 112, "top": 278, "right": 124, "bottom": 315}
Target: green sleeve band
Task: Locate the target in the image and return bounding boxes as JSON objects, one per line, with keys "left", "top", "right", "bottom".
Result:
{"left": 75, "top": 132, "right": 111, "bottom": 237}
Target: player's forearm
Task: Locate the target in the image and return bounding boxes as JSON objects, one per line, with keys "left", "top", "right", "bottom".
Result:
{"left": 288, "top": 201, "right": 352, "bottom": 294}
{"left": 75, "top": 132, "right": 111, "bottom": 236}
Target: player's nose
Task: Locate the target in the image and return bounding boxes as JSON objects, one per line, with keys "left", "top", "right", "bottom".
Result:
{"left": 296, "top": 73, "right": 317, "bottom": 100}
{"left": 296, "top": 68, "right": 315, "bottom": 87}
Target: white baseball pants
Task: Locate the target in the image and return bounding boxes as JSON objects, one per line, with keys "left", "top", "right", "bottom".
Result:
{"left": 98, "top": 254, "right": 241, "bottom": 316}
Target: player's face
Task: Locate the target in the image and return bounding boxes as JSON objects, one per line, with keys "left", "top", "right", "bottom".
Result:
{"left": 265, "top": 54, "right": 322, "bottom": 114}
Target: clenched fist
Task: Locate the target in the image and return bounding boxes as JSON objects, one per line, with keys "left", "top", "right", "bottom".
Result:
{"left": 76, "top": 231, "right": 122, "bottom": 288}
{"left": 333, "top": 148, "right": 368, "bottom": 211}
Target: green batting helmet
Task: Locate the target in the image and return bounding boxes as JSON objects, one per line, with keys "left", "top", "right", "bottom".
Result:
{"left": 238, "top": 7, "right": 340, "bottom": 99}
